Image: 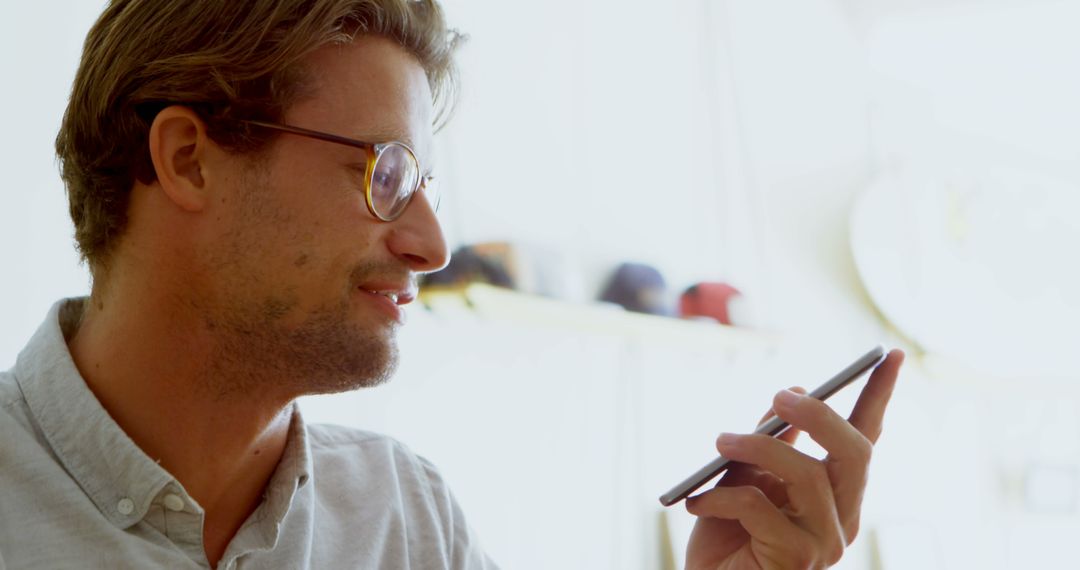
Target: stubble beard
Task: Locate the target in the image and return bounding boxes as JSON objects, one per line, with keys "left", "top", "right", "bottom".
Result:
{"left": 201, "top": 291, "right": 400, "bottom": 401}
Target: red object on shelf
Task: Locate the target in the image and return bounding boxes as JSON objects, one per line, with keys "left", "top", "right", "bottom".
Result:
{"left": 678, "top": 282, "right": 741, "bottom": 325}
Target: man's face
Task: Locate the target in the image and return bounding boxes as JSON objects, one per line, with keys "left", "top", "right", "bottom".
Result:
{"left": 194, "top": 36, "right": 449, "bottom": 398}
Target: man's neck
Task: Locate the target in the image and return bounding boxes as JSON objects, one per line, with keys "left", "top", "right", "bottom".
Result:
{"left": 67, "top": 293, "right": 295, "bottom": 564}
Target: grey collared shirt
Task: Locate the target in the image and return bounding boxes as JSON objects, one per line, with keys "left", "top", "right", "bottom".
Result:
{"left": 0, "top": 299, "right": 498, "bottom": 569}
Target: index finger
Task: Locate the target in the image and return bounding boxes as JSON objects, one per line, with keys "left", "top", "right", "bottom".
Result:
{"left": 847, "top": 349, "right": 904, "bottom": 444}
{"left": 754, "top": 386, "right": 806, "bottom": 445}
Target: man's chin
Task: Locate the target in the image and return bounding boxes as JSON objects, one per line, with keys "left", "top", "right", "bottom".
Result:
{"left": 297, "top": 336, "right": 400, "bottom": 396}
{"left": 205, "top": 296, "right": 402, "bottom": 398}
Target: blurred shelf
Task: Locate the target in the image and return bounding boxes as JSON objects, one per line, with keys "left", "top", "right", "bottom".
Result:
{"left": 418, "top": 283, "right": 778, "bottom": 352}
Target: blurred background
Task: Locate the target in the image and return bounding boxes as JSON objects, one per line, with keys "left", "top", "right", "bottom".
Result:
{"left": 2, "top": 0, "right": 1078, "bottom": 568}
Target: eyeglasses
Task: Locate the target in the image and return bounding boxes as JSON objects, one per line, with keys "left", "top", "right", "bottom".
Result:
{"left": 242, "top": 120, "right": 439, "bottom": 222}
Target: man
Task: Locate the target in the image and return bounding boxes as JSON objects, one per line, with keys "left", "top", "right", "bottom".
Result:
{"left": 0, "top": 0, "right": 903, "bottom": 568}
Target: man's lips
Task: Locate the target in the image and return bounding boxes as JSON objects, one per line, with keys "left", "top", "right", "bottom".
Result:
{"left": 356, "top": 282, "right": 417, "bottom": 306}
{"left": 356, "top": 288, "right": 408, "bottom": 323}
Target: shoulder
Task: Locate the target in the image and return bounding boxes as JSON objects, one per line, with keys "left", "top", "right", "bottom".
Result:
{"left": 0, "top": 369, "right": 36, "bottom": 440}
{"left": 303, "top": 423, "right": 499, "bottom": 569}
{"left": 307, "top": 422, "right": 425, "bottom": 464}
{"left": 306, "top": 421, "right": 397, "bottom": 449}
{"left": 304, "top": 423, "right": 456, "bottom": 536}
{"left": 0, "top": 368, "right": 22, "bottom": 410}
{"left": 305, "top": 422, "right": 447, "bottom": 490}
{"left": 0, "top": 368, "right": 63, "bottom": 503}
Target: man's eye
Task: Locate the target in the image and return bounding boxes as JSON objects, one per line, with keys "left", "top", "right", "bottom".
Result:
{"left": 374, "top": 172, "right": 393, "bottom": 186}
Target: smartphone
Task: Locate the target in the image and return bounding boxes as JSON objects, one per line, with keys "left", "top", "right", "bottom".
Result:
{"left": 658, "top": 345, "right": 888, "bottom": 507}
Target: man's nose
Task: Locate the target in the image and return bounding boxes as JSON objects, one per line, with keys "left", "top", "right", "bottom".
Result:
{"left": 385, "top": 194, "right": 450, "bottom": 273}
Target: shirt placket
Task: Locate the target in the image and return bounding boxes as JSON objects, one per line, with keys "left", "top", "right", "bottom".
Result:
{"left": 146, "top": 484, "right": 208, "bottom": 565}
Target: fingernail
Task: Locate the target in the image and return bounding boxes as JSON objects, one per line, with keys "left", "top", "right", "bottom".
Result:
{"left": 776, "top": 389, "right": 801, "bottom": 407}
{"left": 717, "top": 432, "right": 737, "bottom": 446}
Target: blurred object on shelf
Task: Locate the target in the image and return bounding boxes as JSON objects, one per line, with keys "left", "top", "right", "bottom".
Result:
{"left": 851, "top": 166, "right": 1080, "bottom": 381}
{"left": 599, "top": 262, "right": 672, "bottom": 316}
{"left": 678, "top": 282, "right": 742, "bottom": 325}
{"left": 420, "top": 241, "right": 590, "bottom": 303}
{"left": 421, "top": 243, "right": 518, "bottom": 290}
{"left": 1023, "top": 464, "right": 1079, "bottom": 515}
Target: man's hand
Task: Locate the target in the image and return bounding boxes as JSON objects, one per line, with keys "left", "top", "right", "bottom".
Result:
{"left": 684, "top": 349, "right": 904, "bottom": 570}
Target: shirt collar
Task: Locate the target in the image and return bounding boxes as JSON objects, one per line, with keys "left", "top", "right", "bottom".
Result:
{"left": 232, "top": 406, "right": 313, "bottom": 553}
{"left": 14, "top": 298, "right": 313, "bottom": 533}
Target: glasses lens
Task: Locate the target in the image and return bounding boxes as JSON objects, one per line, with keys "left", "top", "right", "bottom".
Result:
{"left": 370, "top": 143, "right": 420, "bottom": 220}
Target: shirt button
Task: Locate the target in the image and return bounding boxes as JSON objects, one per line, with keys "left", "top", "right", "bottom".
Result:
{"left": 163, "top": 493, "right": 185, "bottom": 512}
{"left": 117, "top": 497, "right": 135, "bottom": 515}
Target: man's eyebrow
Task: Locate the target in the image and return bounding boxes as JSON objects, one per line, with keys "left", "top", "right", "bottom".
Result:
{"left": 353, "top": 130, "right": 436, "bottom": 172}
{"left": 353, "top": 130, "right": 416, "bottom": 149}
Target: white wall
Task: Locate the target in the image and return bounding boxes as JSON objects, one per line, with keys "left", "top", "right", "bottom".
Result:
{"left": 0, "top": 2, "right": 104, "bottom": 365}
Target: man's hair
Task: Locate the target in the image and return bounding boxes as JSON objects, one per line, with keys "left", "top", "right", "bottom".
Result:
{"left": 56, "top": 0, "right": 463, "bottom": 277}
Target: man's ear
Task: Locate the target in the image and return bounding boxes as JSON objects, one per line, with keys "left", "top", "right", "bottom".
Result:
{"left": 147, "top": 105, "right": 212, "bottom": 212}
